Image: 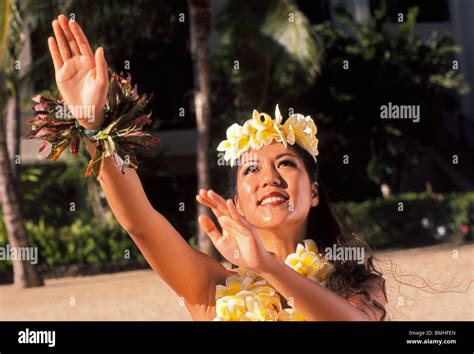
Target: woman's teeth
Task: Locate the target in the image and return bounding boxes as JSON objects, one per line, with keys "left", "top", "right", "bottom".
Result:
{"left": 260, "top": 196, "right": 286, "bottom": 206}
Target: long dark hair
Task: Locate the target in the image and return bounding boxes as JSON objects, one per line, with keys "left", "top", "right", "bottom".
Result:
{"left": 226, "top": 143, "right": 387, "bottom": 320}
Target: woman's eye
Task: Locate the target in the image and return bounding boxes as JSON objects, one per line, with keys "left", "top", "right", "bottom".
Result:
{"left": 244, "top": 165, "right": 259, "bottom": 175}
{"left": 278, "top": 159, "right": 296, "bottom": 168}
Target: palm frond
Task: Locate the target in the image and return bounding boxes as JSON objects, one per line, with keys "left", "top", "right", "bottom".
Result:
{"left": 1, "top": 0, "right": 24, "bottom": 94}
{"left": 260, "top": 0, "right": 323, "bottom": 82}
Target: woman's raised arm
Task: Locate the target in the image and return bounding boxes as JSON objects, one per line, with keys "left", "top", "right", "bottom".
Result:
{"left": 48, "top": 15, "right": 227, "bottom": 304}
{"left": 85, "top": 140, "right": 227, "bottom": 305}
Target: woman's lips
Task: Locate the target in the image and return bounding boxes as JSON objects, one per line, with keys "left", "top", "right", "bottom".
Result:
{"left": 259, "top": 196, "right": 288, "bottom": 207}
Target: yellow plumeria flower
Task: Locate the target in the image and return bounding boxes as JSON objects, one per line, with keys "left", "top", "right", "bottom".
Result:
{"left": 213, "top": 241, "right": 334, "bottom": 321}
{"left": 216, "top": 105, "right": 319, "bottom": 166}
{"left": 214, "top": 295, "right": 246, "bottom": 321}
{"left": 272, "top": 105, "right": 289, "bottom": 147}
{"left": 217, "top": 123, "right": 243, "bottom": 165}
{"left": 215, "top": 275, "right": 244, "bottom": 299}
{"left": 284, "top": 114, "right": 319, "bottom": 161}
{"left": 214, "top": 267, "right": 283, "bottom": 321}
{"left": 241, "top": 120, "right": 262, "bottom": 151}
{"left": 251, "top": 110, "right": 281, "bottom": 146}
{"left": 214, "top": 290, "right": 281, "bottom": 321}
{"left": 285, "top": 239, "right": 334, "bottom": 283}
{"left": 278, "top": 308, "right": 306, "bottom": 321}
{"left": 242, "top": 296, "right": 279, "bottom": 321}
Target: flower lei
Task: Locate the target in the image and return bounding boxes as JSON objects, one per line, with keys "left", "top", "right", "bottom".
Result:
{"left": 214, "top": 239, "right": 334, "bottom": 321}
{"left": 23, "top": 71, "right": 160, "bottom": 177}
{"left": 217, "top": 105, "right": 319, "bottom": 167}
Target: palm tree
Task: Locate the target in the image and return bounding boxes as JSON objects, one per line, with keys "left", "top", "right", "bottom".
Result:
{"left": 4, "top": 0, "right": 22, "bottom": 178}
{"left": 187, "top": 0, "right": 215, "bottom": 256}
{"left": 213, "top": 0, "right": 324, "bottom": 110}
{"left": 188, "top": 0, "right": 323, "bottom": 256}
{"left": 0, "top": 0, "right": 43, "bottom": 288}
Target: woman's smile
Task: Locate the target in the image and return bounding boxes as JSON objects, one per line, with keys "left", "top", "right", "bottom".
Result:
{"left": 258, "top": 191, "right": 289, "bottom": 207}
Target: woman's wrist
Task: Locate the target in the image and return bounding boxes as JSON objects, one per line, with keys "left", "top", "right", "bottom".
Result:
{"left": 25, "top": 71, "right": 159, "bottom": 177}
{"left": 254, "top": 251, "right": 280, "bottom": 277}
{"left": 76, "top": 109, "right": 105, "bottom": 130}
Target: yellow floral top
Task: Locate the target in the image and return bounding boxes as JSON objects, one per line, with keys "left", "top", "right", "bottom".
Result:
{"left": 213, "top": 239, "right": 334, "bottom": 321}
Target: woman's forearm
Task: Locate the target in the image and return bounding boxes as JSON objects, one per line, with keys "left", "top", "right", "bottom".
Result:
{"left": 258, "top": 254, "right": 372, "bottom": 321}
{"left": 83, "top": 139, "right": 156, "bottom": 235}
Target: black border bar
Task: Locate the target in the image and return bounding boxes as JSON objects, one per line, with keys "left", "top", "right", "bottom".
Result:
{"left": 0, "top": 321, "right": 472, "bottom": 353}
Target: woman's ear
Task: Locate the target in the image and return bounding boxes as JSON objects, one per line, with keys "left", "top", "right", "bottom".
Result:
{"left": 311, "top": 182, "right": 319, "bottom": 207}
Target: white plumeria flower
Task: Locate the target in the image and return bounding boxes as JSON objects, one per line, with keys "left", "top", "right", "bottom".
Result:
{"left": 213, "top": 241, "right": 333, "bottom": 321}
{"left": 278, "top": 308, "right": 306, "bottom": 321}
{"left": 214, "top": 295, "right": 246, "bottom": 321}
{"left": 216, "top": 104, "right": 319, "bottom": 169}
{"left": 284, "top": 114, "right": 319, "bottom": 161}
{"left": 284, "top": 239, "right": 334, "bottom": 283}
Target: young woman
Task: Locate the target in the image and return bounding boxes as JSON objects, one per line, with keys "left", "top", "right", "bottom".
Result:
{"left": 46, "top": 14, "right": 387, "bottom": 321}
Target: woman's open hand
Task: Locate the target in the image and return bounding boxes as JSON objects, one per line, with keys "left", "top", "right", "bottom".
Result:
{"left": 196, "top": 189, "right": 273, "bottom": 271}
{"left": 48, "top": 14, "right": 108, "bottom": 129}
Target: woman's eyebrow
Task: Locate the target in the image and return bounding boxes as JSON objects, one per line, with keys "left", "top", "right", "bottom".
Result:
{"left": 241, "top": 158, "right": 257, "bottom": 165}
{"left": 275, "top": 153, "right": 297, "bottom": 159}
{"left": 240, "top": 153, "right": 297, "bottom": 166}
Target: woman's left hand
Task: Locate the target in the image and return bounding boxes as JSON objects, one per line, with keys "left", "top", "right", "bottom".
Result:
{"left": 196, "top": 189, "right": 273, "bottom": 271}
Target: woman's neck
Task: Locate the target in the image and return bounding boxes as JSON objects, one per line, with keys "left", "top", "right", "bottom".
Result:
{"left": 255, "top": 221, "right": 308, "bottom": 261}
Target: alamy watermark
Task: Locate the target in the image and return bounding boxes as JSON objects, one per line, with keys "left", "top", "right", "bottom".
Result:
{"left": 18, "top": 328, "right": 55, "bottom": 348}
{"left": 55, "top": 104, "right": 96, "bottom": 122}
{"left": 380, "top": 102, "right": 420, "bottom": 123}
{"left": 216, "top": 152, "right": 258, "bottom": 167}
{"left": 324, "top": 245, "right": 365, "bottom": 265}
{"left": 0, "top": 244, "right": 38, "bottom": 265}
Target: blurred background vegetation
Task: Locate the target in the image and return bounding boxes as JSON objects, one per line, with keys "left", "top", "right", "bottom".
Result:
{"left": 0, "top": 0, "right": 473, "bottom": 284}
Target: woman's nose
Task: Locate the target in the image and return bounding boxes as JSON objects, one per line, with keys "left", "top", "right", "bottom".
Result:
{"left": 259, "top": 166, "right": 282, "bottom": 187}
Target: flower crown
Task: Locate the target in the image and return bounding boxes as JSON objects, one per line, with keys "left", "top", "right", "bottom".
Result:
{"left": 217, "top": 105, "right": 319, "bottom": 167}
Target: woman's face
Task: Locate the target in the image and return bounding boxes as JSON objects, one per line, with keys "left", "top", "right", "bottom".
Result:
{"left": 234, "top": 142, "right": 319, "bottom": 229}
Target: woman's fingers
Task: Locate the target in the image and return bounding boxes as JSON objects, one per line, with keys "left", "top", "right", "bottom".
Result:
{"left": 207, "top": 190, "right": 231, "bottom": 216}
{"left": 95, "top": 47, "right": 108, "bottom": 83}
{"left": 196, "top": 195, "right": 224, "bottom": 219}
{"left": 208, "top": 190, "right": 227, "bottom": 207}
{"left": 69, "top": 19, "right": 94, "bottom": 57}
{"left": 227, "top": 199, "right": 245, "bottom": 225}
{"left": 196, "top": 195, "right": 216, "bottom": 210}
{"left": 52, "top": 19, "right": 71, "bottom": 61}
{"left": 197, "top": 189, "right": 219, "bottom": 208}
{"left": 47, "top": 37, "right": 63, "bottom": 71}
{"left": 198, "top": 215, "right": 222, "bottom": 246}
{"left": 58, "top": 15, "right": 80, "bottom": 56}
{"left": 218, "top": 215, "right": 251, "bottom": 238}
{"left": 198, "top": 189, "right": 224, "bottom": 211}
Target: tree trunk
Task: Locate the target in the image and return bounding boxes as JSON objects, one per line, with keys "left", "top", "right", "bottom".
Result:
{"left": 0, "top": 108, "right": 44, "bottom": 288}
{"left": 6, "top": 85, "right": 19, "bottom": 177}
{"left": 188, "top": 0, "right": 216, "bottom": 257}
{"left": 87, "top": 178, "right": 109, "bottom": 222}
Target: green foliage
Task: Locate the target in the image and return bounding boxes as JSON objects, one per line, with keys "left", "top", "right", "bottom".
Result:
{"left": 24, "top": 0, "right": 191, "bottom": 112}
{"left": 1, "top": 0, "right": 23, "bottom": 90}
{"left": 0, "top": 157, "right": 146, "bottom": 275}
{"left": 0, "top": 215, "right": 146, "bottom": 274}
{"left": 312, "top": 6, "right": 469, "bottom": 193}
{"left": 211, "top": 3, "right": 470, "bottom": 200}
{"left": 20, "top": 160, "right": 89, "bottom": 227}
{"left": 336, "top": 192, "right": 474, "bottom": 249}
{"left": 212, "top": 0, "right": 323, "bottom": 115}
